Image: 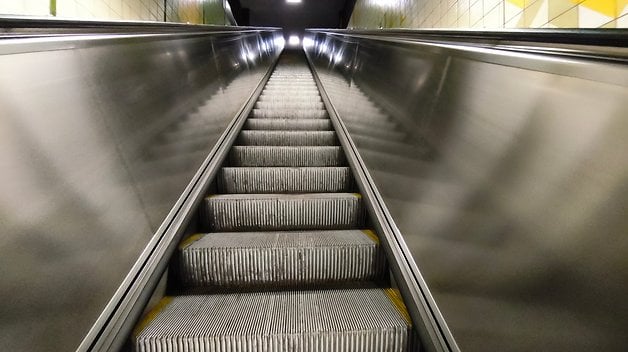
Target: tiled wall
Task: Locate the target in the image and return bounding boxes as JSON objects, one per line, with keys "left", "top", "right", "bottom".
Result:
{"left": 349, "top": 0, "right": 628, "bottom": 29}
{"left": 0, "top": 0, "right": 228, "bottom": 25}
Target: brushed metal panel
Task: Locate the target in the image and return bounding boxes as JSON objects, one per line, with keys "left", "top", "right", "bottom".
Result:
{"left": 307, "top": 32, "right": 628, "bottom": 351}
{"left": 0, "top": 29, "right": 281, "bottom": 351}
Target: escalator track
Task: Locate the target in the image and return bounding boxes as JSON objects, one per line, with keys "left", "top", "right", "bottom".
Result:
{"left": 132, "top": 52, "right": 413, "bottom": 352}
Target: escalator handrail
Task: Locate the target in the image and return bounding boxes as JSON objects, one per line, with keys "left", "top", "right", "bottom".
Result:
{"left": 308, "top": 28, "right": 628, "bottom": 47}
{"left": 0, "top": 16, "right": 280, "bottom": 38}
{"left": 306, "top": 28, "right": 628, "bottom": 64}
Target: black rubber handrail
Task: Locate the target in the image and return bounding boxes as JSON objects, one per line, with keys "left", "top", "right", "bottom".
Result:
{"left": 0, "top": 16, "right": 278, "bottom": 38}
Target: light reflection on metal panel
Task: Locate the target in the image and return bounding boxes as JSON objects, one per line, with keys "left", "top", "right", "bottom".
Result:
{"left": 307, "top": 32, "right": 628, "bottom": 351}
{"left": 0, "top": 30, "right": 281, "bottom": 351}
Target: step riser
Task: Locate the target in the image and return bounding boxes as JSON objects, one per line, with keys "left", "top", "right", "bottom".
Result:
{"left": 261, "top": 91, "right": 320, "bottom": 96}
{"left": 244, "top": 119, "right": 331, "bottom": 131}
{"left": 135, "top": 290, "right": 410, "bottom": 352}
{"left": 218, "top": 167, "right": 352, "bottom": 193}
{"left": 252, "top": 109, "right": 328, "bottom": 119}
{"left": 229, "top": 147, "right": 345, "bottom": 167}
{"left": 256, "top": 102, "right": 325, "bottom": 109}
{"left": 237, "top": 131, "right": 337, "bottom": 146}
{"left": 205, "top": 195, "right": 364, "bottom": 231}
{"left": 258, "top": 95, "right": 321, "bottom": 102}
{"left": 179, "top": 231, "right": 385, "bottom": 287}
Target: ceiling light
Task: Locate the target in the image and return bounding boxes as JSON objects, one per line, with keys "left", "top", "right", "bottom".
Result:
{"left": 286, "top": 0, "right": 302, "bottom": 3}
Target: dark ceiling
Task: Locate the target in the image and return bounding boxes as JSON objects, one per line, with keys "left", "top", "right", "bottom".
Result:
{"left": 229, "top": 0, "right": 355, "bottom": 35}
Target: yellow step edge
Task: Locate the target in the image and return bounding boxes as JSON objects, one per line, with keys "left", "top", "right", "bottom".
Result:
{"left": 361, "top": 229, "right": 380, "bottom": 244}
{"left": 384, "top": 288, "right": 412, "bottom": 326}
{"left": 133, "top": 296, "right": 173, "bottom": 336}
{"left": 178, "top": 234, "right": 203, "bottom": 250}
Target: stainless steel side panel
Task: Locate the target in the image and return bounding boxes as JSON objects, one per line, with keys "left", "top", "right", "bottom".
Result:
{"left": 0, "top": 30, "right": 280, "bottom": 351}
{"left": 306, "top": 32, "right": 628, "bottom": 352}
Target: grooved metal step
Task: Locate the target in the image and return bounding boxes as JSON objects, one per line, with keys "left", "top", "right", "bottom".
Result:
{"left": 218, "top": 167, "right": 353, "bottom": 193}
{"left": 264, "top": 84, "right": 318, "bottom": 90}
{"left": 205, "top": 193, "right": 364, "bottom": 231}
{"left": 229, "top": 146, "right": 345, "bottom": 166}
{"left": 266, "top": 81, "right": 316, "bottom": 85}
{"left": 135, "top": 289, "right": 410, "bottom": 352}
{"left": 251, "top": 108, "right": 328, "bottom": 119}
{"left": 244, "top": 118, "right": 331, "bottom": 131}
{"left": 178, "top": 230, "right": 385, "bottom": 287}
{"left": 236, "top": 131, "right": 337, "bottom": 146}
{"left": 257, "top": 94, "right": 321, "bottom": 102}
{"left": 255, "top": 101, "right": 325, "bottom": 109}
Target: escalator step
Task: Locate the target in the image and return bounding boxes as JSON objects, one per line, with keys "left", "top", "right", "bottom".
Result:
{"left": 229, "top": 146, "right": 345, "bottom": 166}
{"left": 135, "top": 289, "right": 410, "bottom": 352}
{"left": 263, "top": 86, "right": 319, "bottom": 92}
{"left": 266, "top": 80, "right": 316, "bottom": 85}
{"left": 218, "top": 167, "right": 352, "bottom": 193}
{"left": 255, "top": 101, "right": 325, "bottom": 109}
{"left": 205, "top": 193, "right": 364, "bottom": 231}
{"left": 244, "top": 118, "right": 331, "bottom": 131}
{"left": 236, "top": 131, "right": 337, "bottom": 146}
{"left": 178, "top": 230, "right": 385, "bottom": 287}
{"left": 251, "top": 108, "right": 328, "bottom": 119}
{"left": 257, "top": 94, "right": 321, "bottom": 103}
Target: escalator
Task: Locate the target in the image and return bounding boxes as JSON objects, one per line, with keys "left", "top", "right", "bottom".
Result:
{"left": 132, "top": 52, "right": 414, "bottom": 351}
{"left": 3, "top": 21, "right": 625, "bottom": 352}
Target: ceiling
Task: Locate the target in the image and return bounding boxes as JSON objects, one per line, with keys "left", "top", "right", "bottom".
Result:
{"left": 229, "top": 0, "right": 355, "bottom": 35}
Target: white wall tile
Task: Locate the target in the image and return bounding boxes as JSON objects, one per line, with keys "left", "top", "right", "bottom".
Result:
{"left": 483, "top": 2, "right": 504, "bottom": 27}
{"left": 578, "top": 4, "right": 612, "bottom": 27}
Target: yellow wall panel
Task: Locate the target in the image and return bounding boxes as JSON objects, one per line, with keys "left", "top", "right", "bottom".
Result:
{"left": 521, "top": 0, "right": 548, "bottom": 27}
{"left": 550, "top": 3, "right": 579, "bottom": 26}
{"left": 548, "top": 0, "right": 581, "bottom": 21}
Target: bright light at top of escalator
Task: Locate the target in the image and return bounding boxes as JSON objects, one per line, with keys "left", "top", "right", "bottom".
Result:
{"left": 302, "top": 37, "right": 315, "bottom": 48}
{"left": 286, "top": 0, "right": 302, "bottom": 3}
{"left": 288, "top": 35, "right": 300, "bottom": 47}
{"left": 274, "top": 36, "right": 285, "bottom": 49}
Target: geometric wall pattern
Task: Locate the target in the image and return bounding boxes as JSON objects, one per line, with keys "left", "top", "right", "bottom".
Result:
{"left": 349, "top": 0, "right": 628, "bottom": 29}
